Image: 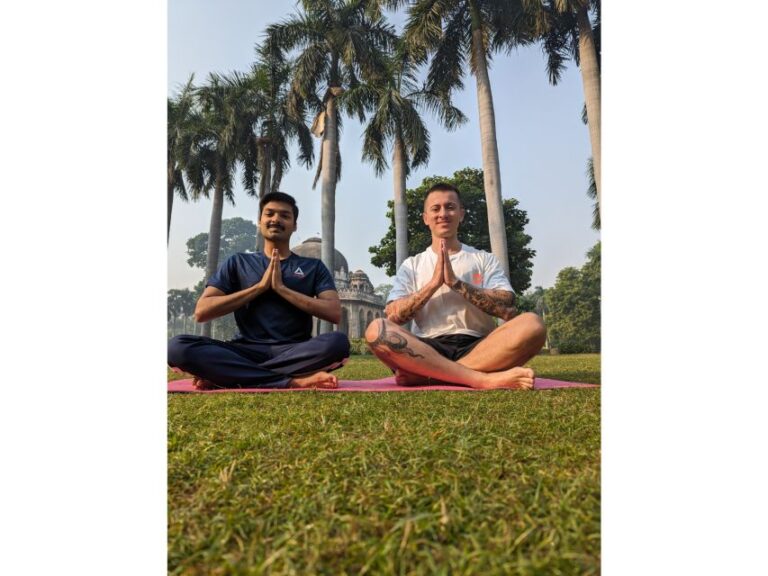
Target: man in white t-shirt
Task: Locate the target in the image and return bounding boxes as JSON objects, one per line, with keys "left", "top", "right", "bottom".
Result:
{"left": 364, "top": 183, "right": 546, "bottom": 389}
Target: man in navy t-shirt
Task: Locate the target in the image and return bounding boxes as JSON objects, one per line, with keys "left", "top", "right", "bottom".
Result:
{"left": 168, "top": 192, "right": 350, "bottom": 389}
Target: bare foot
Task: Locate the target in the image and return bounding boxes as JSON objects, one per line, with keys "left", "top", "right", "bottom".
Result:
{"left": 288, "top": 371, "right": 339, "bottom": 389}
{"left": 394, "top": 370, "right": 451, "bottom": 387}
{"left": 480, "top": 367, "right": 535, "bottom": 390}
{"left": 192, "top": 376, "right": 221, "bottom": 390}
{"left": 394, "top": 370, "right": 429, "bottom": 386}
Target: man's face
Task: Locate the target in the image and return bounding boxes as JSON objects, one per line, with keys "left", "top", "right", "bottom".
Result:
{"left": 422, "top": 190, "right": 464, "bottom": 239}
{"left": 259, "top": 201, "right": 297, "bottom": 241}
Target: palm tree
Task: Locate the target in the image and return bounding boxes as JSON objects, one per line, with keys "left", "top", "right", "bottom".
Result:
{"left": 540, "top": 0, "right": 601, "bottom": 220}
{"left": 352, "top": 41, "right": 466, "bottom": 268}
{"left": 404, "top": 0, "right": 539, "bottom": 279}
{"left": 249, "top": 45, "right": 315, "bottom": 251}
{"left": 167, "top": 76, "right": 196, "bottom": 243}
{"left": 267, "top": 0, "right": 396, "bottom": 333}
{"left": 183, "top": 72, "right": 264, "bottom": 337}
{"left": 586, "top": 156, "right": 599, "bottom": 230}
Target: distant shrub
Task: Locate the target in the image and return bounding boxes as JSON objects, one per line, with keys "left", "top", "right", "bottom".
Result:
{"left": 349, "top": 338, "right": 372, "bottom": 355}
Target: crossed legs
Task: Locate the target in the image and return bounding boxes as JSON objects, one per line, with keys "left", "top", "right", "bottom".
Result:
{"left": 167, "top": 332, "right": 350, "bottom": 389}
{"left": 364, "top": 313, "right": 546, "bottom": 390}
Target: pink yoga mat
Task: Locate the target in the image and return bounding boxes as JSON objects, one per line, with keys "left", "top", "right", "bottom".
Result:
{"left": 168, "top": 376, "right": 598, "bottom": 393}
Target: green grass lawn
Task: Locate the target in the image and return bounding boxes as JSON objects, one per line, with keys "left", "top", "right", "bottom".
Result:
{"left": 168, "top": 354, "right": 600, "bottom": 575}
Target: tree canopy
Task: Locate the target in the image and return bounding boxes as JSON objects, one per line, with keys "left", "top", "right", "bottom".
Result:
{"left": 368, "top": 167, "right": 535, "bottom": 294}
{"left": 167, "top": 288, "right": 196, "bottom": 321}
{"left": 545, "top": 241, "right": 600, "bottom": 353}
{"left": 186, "top": 217, "right": 257, "bottom": 270}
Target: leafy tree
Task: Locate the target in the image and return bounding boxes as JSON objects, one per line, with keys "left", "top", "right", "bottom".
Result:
{"left": 167, "top": 288, "right": 197, "bottom": 337}
{"left": 403, "top": 0, "right": 540, "bottom": 278}
{"left": 185, "top": 217, "right": 258, "bottom": 270}
{"left": 517, "top": 285, "right": 547, "bottom": 314}
{"left": 517, "top": 285, "right": 550, "bottom": 348}
{"left": 168, "top": 289, "right": 193, "bottom": 321}
{"left": 545, "top": 241, "right": 600, "bottom": 353}
{"left": 266, "top": 0, "right": 396, "bottom": 332}
{"left": 540, "top": 0, "right": 601, "bottom": 220}
{"left": 185, "top": 279, "right": 239, "bottom": 340}
{"left": 374, "top": 283, "right": 393, "bottom": 302}
{"left": 369, "top": 167, "right": 535, "bottom": 294}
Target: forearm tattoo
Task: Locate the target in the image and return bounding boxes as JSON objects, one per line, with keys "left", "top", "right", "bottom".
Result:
{"left": 369, "top": 318, "right": 424, "bottom": 359}
{"left": 452, "top": 281, "right": 518, "bottom": 320}
{"left": 385, "top": 286, "right": 434, "bottom": 324}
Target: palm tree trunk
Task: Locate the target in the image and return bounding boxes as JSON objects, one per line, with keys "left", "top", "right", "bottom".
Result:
{"left": 319, "top": 96, "right": 339, "bottom": 334}
{"left": 392, "top": 135, "right": 408, "bottom": 269}
{"left": 202, "top": 170, "right": 225, "bottom": 338}
{"left": 577, "top": 5, "right": 601, "bottom": 221}
{"left": 255, "top": 142, "right": 272, "bottom": 252}
{"left": 167, "top": 169, "right": 174, "bottom": 245}
{"left": 470, "top": 15, "right": 510, "bottom": 279}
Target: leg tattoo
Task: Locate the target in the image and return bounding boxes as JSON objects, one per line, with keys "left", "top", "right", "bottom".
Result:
{"left": 370, "top": 321, "right": 424, "bottom": 359}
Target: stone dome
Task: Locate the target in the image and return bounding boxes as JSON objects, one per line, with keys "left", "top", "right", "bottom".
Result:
{"left": 349, "top": 269, "right": 374, "bottom": 293}
{"left": 290, "top": 237, "right": 349, "bottom": 274}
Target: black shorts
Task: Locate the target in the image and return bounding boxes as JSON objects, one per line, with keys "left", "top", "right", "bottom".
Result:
{"left": 417, "top": 333, "right": 484, "bottom": 361}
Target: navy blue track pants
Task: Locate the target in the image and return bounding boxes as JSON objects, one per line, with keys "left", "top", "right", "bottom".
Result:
{"left": 168, "top": 332, "right": 350, "bottom": 389}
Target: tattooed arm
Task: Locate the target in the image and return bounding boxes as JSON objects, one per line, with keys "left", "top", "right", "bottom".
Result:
{"left": 385, "top": 245, "right": 445, "bottom": 324}
{"left": 450, "top": 280, "right": 519, "bottom": 321}
{"left": 439, "top": 241, "right": 518, "bottom": 320}
{"left": 385, "top": 283, "right": 441, "bottom": 325}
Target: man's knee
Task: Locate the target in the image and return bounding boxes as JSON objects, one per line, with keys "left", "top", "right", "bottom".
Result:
{"left": 518, "top": 312, "right": 547, "bottom": 345}
{"left": 168, "top": 335, "right": 195, "bottom": 368}
{"left": 324, "top": 331, "right": 351, "bottom": 359}
{"left": 364, "top": 318, "right": 388, "bottom": 345}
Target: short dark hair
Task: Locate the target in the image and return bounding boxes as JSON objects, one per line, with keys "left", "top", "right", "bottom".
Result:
{"left": 424, "top": 182, "right": 462, "bottom": 208}
{"left": 259, "top": 191, "right": 299, "bottom": 220}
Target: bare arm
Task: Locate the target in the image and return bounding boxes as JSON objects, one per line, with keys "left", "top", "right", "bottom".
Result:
{"left": 194, "top": 252, "right": 277, "bottom": 322}
{"left": 385, "top": 283, "right": 441, "bottom": 325}
{"left": 385, "top": 245, "right": 445, "bottom": 324}
{"left": 194, "top": 283, "right": 268, "bottom": 323}
{"left": 270, "top": 253, "right": 341, "bottom": 323}
{"left": 450, "top": 280, "right": 519, "bottom": 321}
{"left": 441, "top": 240, "right": 518, "bottom": 320}
{"left": 275, "top": 287, "right": 342, "bottom": 324}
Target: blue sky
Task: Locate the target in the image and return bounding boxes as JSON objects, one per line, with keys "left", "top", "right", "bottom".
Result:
{"left": 167, "top": 0, "right": 599, "bottom": 291}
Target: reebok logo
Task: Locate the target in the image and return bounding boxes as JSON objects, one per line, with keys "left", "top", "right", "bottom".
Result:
{"left": 293, "top": 266, "right": 305, "bottom": 278}
{"left": 472, "top": 273, "right": 483, "bottom": 285}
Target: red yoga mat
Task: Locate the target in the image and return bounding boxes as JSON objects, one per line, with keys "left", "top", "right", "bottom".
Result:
{"left": 168, "top": 376, "right": 598, "bottom": 393}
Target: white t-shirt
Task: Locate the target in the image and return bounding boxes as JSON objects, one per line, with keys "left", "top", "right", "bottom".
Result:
{"left": 387, "top": 244, "right": 514, "bottom": 338}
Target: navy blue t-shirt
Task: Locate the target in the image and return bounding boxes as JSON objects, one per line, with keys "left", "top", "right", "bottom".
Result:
{"left": 206, "top": 252, "right": 336, "bottom": 344}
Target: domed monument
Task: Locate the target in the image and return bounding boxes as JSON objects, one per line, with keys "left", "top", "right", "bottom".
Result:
{"left": 290, "top": 237, "right": 348, "bottom": 276}
{"left": 290, "top": 238, "right": 385, "bottom": 338}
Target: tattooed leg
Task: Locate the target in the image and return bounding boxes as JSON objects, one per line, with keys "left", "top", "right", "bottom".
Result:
{"left": 368, "top": 318, "right": 425, "bottom": 359}
{"left": 364, "top": 319, "right": 536, "bottom": 390}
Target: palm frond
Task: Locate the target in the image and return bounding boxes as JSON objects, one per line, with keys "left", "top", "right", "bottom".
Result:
{"left": 400, "top": 100, "right": 430, "bottom": 172}
{"left": 403, "top": 0, "right": 454, "bottom": 53}
{"left": 292, "top": 42, "right": 329, "bottom": 100}
{"left": 426, "top": 5, "right": 469, "bottom": 95}
{"left": 361, "top": 106, "right": 390, "bottom": 176}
